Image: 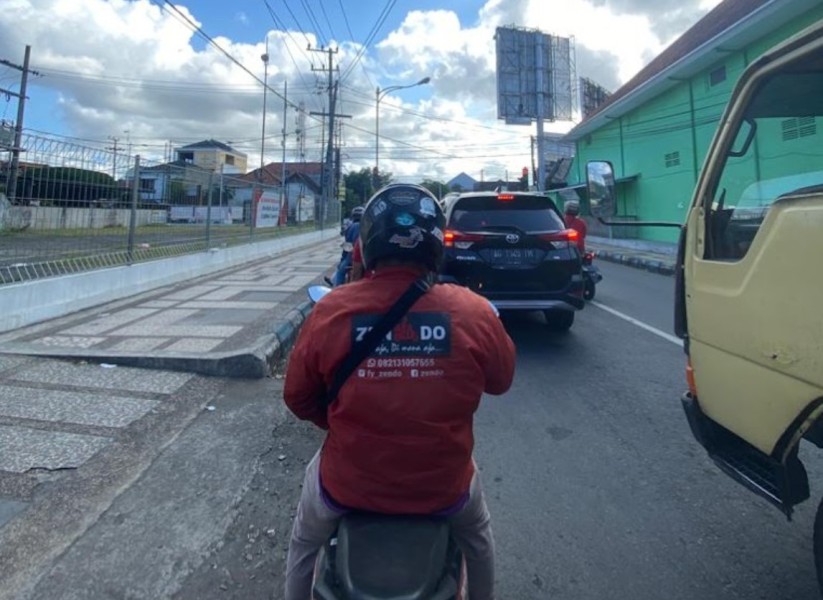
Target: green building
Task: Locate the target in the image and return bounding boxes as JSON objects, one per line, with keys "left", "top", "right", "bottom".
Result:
{"left": 557, "top": 0, "right": 823, "bottom": 245}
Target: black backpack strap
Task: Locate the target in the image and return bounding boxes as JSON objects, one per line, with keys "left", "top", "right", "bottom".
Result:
{"left": 323, "top": 277, "right": 430, "bottom": 407}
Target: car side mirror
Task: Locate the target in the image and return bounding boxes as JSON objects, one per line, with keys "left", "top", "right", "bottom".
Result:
{"left": 586, "top": 160, "right": 617, "bottom": 219}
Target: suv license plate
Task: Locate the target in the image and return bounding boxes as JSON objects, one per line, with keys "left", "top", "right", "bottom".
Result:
{"left": 488, "top": 248, "right": 541, "bottom": 265}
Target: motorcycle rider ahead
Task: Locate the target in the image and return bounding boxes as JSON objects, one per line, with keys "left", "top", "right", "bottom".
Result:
{"left": 564, "top": 200, "right": 588, "bottom": 253}
{"left": 283, "top": 183, "right": 516, "bottom": 599}
{"left": 333, "top": 206, "right": 364, "bottom": 286}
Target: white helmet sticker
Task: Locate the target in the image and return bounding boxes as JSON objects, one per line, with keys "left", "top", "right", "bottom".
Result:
{"left": 389, "top": 227, "right": 424, "bottom": 248}
{"left": 372, "top": 199, "right": 388, "bottom": 216}
{"left": 420, "top": 197, "right": 437, "bottom": 217}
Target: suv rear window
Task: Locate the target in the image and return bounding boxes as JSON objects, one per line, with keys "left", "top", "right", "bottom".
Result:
{"left": 449, "top": 195, "right": 565, "bottom": 232}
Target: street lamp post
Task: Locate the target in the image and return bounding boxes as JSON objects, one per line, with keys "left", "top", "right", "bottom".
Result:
{"left": 254, "top": 39, "right": 269, "bottom": 234}
{"left": 260, "top": 42, "right": 270, "bottom": 182}
{"left": 375, "top": 77, "right": 430, "bottom": 187}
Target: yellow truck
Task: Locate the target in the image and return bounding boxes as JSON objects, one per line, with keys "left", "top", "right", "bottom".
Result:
{"left": 588, "top": 19, "right": 823, "bottom": 591}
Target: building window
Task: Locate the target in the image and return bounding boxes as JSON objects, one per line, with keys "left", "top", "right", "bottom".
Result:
{"left": 178, "top": 151, "right": 194, "bottom": 163}
{"left": 225, "top": 155, "right": 235, "bottom": 166}
{"left": 139, "top": 178, "right": 154, "bottom": 192}
{"left": 782, "top": 116, "right": 816, "bottom": 141}
{"left": 709, "top": 65, "right": 726, "bottom": 86}
{"left": 665, "top": 151, "right": 681, "bottom": 168}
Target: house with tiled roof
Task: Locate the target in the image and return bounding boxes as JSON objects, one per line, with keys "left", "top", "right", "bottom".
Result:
{"left": 557, "top": 0, "right": 822, "bottom": 243}
{"left": 225, "top": 161, "right": 324, "bottom": 221}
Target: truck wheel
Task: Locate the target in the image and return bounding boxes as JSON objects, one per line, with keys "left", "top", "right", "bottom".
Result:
{"left": 584, "top": 280, "right": 596, "bottom": 301}
{"left": 544, "top": 310, "right": 574, "bottom": 332}
{"left": 813, "top": 497, "right": 823, "bottom": 593}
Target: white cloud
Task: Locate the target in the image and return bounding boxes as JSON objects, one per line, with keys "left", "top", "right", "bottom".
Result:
{"left": 0, "top": 0, "right": 720, "bottom": 183}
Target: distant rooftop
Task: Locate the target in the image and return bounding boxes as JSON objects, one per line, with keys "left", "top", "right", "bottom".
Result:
{"left": 177, "top": 139, "right": 242, "bottom": 154}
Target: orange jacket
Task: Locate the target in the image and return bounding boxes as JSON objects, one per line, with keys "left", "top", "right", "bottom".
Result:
{"left": 565, "top": 214, "right": 588, "bottom": 252}
{"left": 284, "top": 266, "right": 516, "bottom": 514}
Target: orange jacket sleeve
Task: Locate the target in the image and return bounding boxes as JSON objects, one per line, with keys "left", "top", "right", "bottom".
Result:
{"left": 474, "top": 298, "right": 516, "bottom": 395}
{"left": 283, "top": 309, "right": 330, "bottom": 429}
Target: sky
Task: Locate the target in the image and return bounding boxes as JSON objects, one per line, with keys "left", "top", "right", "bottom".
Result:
{"left": 0, "top": 0, "right": 723, "bottom": 184}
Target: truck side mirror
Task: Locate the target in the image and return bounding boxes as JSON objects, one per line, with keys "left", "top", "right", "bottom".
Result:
{"left": 586, "top": 161, "right": 617, "bottom": 218}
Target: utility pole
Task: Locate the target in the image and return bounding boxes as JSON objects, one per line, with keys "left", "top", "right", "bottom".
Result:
{"left": 107, "top": 136, "right": 120, "bottom": 181}
{"left": 2, "top": 45, "right": 38, "bottom": 204}
{"left": 535, "top": 35, "right": 547, "bottom": 192}
{"left": 280, "top": 80, "right": 288, "bottom": 225}
{"left": 310, "top": 86, "right": 351, "bottom": 226}
{"left": 309, "top": 45, "right": 339, "bottom": 227}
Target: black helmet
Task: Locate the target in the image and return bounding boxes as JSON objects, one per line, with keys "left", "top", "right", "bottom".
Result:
{"left": 359, "top": 184, "right": 446, "bottom": 271}
{"left": 350, "top": 206, "right": 365, "bottom": 222}
{"left": 565, "top": 200, "right": 580, "bottom": 216}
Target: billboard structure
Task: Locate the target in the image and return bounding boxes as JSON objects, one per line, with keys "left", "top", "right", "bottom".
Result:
{"left": 496, "top": 26, "right": 577, "bottom": 191}
{"left": 495, "top": 27, "right": 576, "bottom": 124}
{"left": 580, "top": 77, "right": 611, "bottom": 119}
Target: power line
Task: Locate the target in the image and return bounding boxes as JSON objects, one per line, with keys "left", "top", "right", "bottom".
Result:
{"left": 278, "top": 0, "right": 313, "bottom": 48}
{"left": 317, "top": 0, "right": 338, "bottom": 43}
{"left": 299, "top": 0, "right": 328, "bottom": 46}
{"left": 335, "top": 0, "right": 374, "bottom": 89}
{"left": 161, "top": 1, "right": 314, "bottom": 120}
{"left": 338, "top": 0, "right": 397, "bottom": 84}
{"left": 262, "top": 0, "right": 323, "bottom": 111}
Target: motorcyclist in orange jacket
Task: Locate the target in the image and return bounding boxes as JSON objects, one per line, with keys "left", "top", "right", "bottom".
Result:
{"left": 283, "top": 184, "right": 516, "bottom": 600}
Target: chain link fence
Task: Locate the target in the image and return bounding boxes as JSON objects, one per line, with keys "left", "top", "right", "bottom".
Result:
{"left": 0, "top": 132, "right": 341, "bottom": 285}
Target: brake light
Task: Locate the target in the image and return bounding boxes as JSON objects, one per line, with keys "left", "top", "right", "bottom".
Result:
{"left": 444, "top": 230, "right": 484, "bottom": 248}
{"left": 686, "top": 358, "right": 698, "bottom": 397}
{"left": 497, "top": 194, "right": 515, "bottom": 201}
{"left": 538, "top": 229, "right": 578, "bottom": 243}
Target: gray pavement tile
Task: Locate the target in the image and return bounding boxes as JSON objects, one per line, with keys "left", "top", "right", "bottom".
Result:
{"left": 61, "top": 308, "right": 159, "bottom": 336}
{"left": 161, "top": 285, "right": 220, "bottom": 301}
{"left": 106, "top": 338, "right": 169, "bottom": 352}
{"left": 0, "top": 425, "right": 111, "bottom": 473}
{"left": 0, "top": 498, "right": 28, "bottom": 528}
{"left": 234, "top": 290, "right": 289, "bottom": 302}
{"left": 0, "top": 386, "right": 159, "bottom": 428}
{"left": 11, "top": 362, "right": 194, "bottom": 395}
{"left": 197, "top": 288, "right": 244, "bottom": 301}
{"left": 163, "top": 338, "right": 224, "bottom": 353}
{"left": 178, "top": 300, "right": 276, "bottom": 310}
{"left": 31, "top": 336, "right": 106, "bottom": 349}
{"left": 111, "top": 324, "right": 242, "bottom": 338}
{"left": 139, "top": 300, "right": 180, "bottom": 309}
{"left": 0, "top": 356, "right": 30, "bottom": 372}
{"left": 179, "top": 309, "right": 264, "bottom": 326}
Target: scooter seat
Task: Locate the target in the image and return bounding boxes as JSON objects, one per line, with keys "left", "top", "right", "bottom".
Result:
{"left": 335, "top": 513, "right": 451, "bottom": 600}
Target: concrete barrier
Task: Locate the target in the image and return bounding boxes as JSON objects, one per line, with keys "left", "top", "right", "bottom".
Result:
{"left": 0, "top": 228, "right": 335, "bottom": 333}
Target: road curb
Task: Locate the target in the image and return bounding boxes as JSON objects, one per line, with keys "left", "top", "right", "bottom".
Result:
{"left": 0, "top": 301, "right": 315, "bottom": 379}
{"left": 592, "top": 249, "right": 676, "bottom": 277}
{"left": 260, "top": 300, "right": 314, "bottom": 375}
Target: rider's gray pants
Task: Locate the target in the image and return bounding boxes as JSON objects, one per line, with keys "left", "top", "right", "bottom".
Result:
{"left": 284, "top": 449, "right": 496, "bottom": 600}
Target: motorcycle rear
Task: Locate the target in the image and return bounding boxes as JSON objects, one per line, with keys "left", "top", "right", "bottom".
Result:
{"left": 312, "top": 514, "right": 468, "bottom": 600}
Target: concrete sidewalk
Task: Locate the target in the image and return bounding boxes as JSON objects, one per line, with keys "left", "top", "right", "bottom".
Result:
{"left": 0, "top": 240, "right": 341, "bottom": 378}
{"left": 586, "top": 235, "right": 678, "bottom": 276}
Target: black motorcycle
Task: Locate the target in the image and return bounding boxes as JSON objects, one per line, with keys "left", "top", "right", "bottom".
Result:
{"left": 312, "top": 513, "right": 467, "bottom": 600}
{"left": 582, "top": 251, "right": 602, "bottom": 301}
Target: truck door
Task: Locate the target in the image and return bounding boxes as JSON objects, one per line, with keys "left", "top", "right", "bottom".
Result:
{"left": 686, "top": 36, "right": 823, "bottom": 460}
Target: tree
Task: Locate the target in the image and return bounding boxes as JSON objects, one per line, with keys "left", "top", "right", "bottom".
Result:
{"left": 343, "top": 167, "right": 393, "bottom": 214}
{"left": 419, "top": 179, "right": 448, "bottom": 199}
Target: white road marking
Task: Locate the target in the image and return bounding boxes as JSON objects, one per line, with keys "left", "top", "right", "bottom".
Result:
{"left": 591, "top": 301, "right": 682, "bottom": 347}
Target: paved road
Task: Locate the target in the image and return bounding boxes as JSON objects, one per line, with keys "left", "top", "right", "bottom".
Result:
{"left": 3, "top": 260, "right": 822, "bottom": 599}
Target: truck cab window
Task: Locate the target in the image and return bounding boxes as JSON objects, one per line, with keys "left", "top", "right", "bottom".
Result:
{"left": 704, "top": 51, "right": 823, "bottom": 261}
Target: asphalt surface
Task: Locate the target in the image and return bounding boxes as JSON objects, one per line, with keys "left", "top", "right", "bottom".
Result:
{"left": 4, "top": 260, "right": 823, "bottom": 599}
